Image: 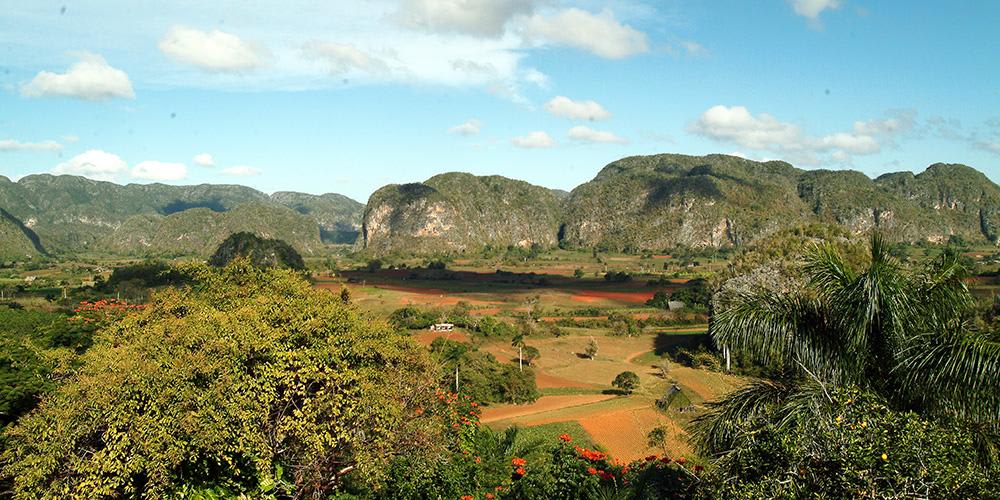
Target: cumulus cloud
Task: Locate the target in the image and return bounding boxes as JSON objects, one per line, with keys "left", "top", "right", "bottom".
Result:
{"left": 525, "top": 9, "right": 649, "bottom": 59}
{"left": 449, "top": 119, "right": 481, "bottom": 135}
{"left": 689, "top": 105, "right": 800, "bottom": 150}
{"left": 131, "top": 161, "right": 188, "bottom": 181}
{"left": 0, "top": 139, "right": 62, "bottom": 152}
{"left": 568, "top": 125, "right": 628, "bottom": 144}
{"left": 52, "top": 150, "right": 128, "bottom": 181}
{"left": 220, "top": 165, "right": 262, "bottom": 176}
{"left": 303, "top": 41, "right": 391, "bottom": 75}
{"left": 193, "top": 153, "right": 215, "bottom": 167}
{"left": 21, "top": 52, "right": 134, "bottom": 101}
{"left": 511, "top": 131, "right": 554, "bottom": 149}
{"left": 544, "top": 96, "right": 611, "bottom": 121}
{"left": 394, "top": 0, "right": 539, "bottom": 37}
{"left": 689, "top": 105, "right": 915, "bottom": 165}
{"left": 159, "top": 26, "right": 266, "bottom": 72}
{"left": 788, "top": 0, "right": 841, "bottom": 20}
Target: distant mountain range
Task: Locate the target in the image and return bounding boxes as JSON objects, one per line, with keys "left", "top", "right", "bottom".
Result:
{"left": 0, "top": 174, "right": 363, "bottom": 259}
{"left": 2, "top": 153, "right": 998, "bottom": 259}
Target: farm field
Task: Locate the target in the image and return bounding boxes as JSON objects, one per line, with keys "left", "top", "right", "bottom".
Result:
{"left": 477, "top": 331, "right": 743, "bottom": 461}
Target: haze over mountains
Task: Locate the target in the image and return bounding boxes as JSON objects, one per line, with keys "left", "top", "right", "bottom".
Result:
{"left": 2, "top": 153, "right": 999, "bottom": 259}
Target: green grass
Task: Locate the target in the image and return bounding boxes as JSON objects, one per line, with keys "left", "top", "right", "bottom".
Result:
{"left": 509, "top": 421, "right": 596, "bottom": 450}
{"left": 539, "top": 387, "right": 605, "bottom": 396}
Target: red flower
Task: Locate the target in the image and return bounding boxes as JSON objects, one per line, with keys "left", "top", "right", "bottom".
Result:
{"left": 587, "top": 467, "right": 598, "bottom": 475}
{"left": 645, "top": 455, "right": 657, "bottom": 461}
{"left": 475, "top": 456, "right": 481, "bottom": 464}
{"left": 676, "top": 457, "right": 687, "bottom": 465}
{"left": 693, "top": 465, "right": 704, "bottom": 472}
{"left": 485, "top": 494, "right": 495, "bottom": 499}
{"left": 659, "top": 456, "right": 672, "bottom": 463}
{"left": 559, "top": 433, "right": 572, "bottom": 442}
{"left": 511, "top": 457, "right": 526, "bottom": 467}
{"left": 461, "top": 496, "right": 473, "bottom": 500}
{"left": 515, "top": 467, "right": 526, "bottom": 476}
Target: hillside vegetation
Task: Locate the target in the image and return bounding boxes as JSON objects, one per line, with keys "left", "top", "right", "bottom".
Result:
{"left": 360, "top": 172, "right": 564, "bottom": 253}
{"left": 0, "top": 174, "right": 361, "bottom": 257}
{"left": 3, "top": 154, "right": 999, "bottom": 258}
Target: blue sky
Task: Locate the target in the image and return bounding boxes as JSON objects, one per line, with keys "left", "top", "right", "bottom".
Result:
{"left": 1, "top": 0, "right": 998, "bottom": 202}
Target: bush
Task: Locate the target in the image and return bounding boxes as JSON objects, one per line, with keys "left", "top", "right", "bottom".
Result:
{"left": 1, "top": 262, "right": 439, "bottom": 497}
{"left": 698, "top": 388, "right": 999, "bottom": 499}
{"left": 430, "top": 338, "right": 538, "bottom": 405}
{"left": 388, "top": 306, "right": 439, "bottom": 330}
{"left": 612, "top": 371, "right": 640, "bottom": 394}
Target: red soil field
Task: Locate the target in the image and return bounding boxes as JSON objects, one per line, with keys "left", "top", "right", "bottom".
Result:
{"left": 569, "top": 290, "right": 655, "bottom": 304}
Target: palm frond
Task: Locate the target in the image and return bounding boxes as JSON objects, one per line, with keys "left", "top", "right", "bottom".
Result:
{"left": 895, "top": 328, "right": 1000, "bottom": 423}
{"left": 712, "top": 290, "right": 852, "bottom": 383}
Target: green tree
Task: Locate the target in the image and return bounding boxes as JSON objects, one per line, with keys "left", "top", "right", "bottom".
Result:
{"left": 1, "top": 261, "right": 439, "bottom": 497}
{"left": 612, "top": 371, "right": 640, "bottom": 394}
{"left": 585, "top": 338, "right": 598, "bottom": 360}
{"left": 697, "top": 234, "right": 1000, "bottom": 474}
{"left": 521, "top": 345, "right": 540, "bottom": 366}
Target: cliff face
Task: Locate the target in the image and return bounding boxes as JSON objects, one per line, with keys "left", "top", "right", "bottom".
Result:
{"left": 560, "top": 154, "right": 1000, "bottom": 251}
{"left": 560, "top": 154, "right": 812, "bottom": 251}
{"left": 360, "top": 172, "right": 563, "bottom": 254}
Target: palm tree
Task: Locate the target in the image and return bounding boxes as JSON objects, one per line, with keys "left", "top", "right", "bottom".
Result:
{"left": 695, "top": 234, "right": 1000, "bottom": 462}
{"left": 512, "top": 333, "right": 526, "bottom": 372}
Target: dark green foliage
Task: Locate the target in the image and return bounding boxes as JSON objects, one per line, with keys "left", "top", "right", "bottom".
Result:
{"left": 697, "top": 388, "right": 999, "bottom": 499}
{"left": 612, "top": 371, "right": 640, "bottom": 394}
{"left": 388, "top": 306, "right": 439, "bottom": 330}
{"left": 207, "top": 232, "right": 305, "bottom": 270}
{"left": 603, "top": 271, "right": 632, "bottom": 282}
{"left": 102, "top": 261, "right": 188, "bottom": 291}
{"left": 699, "top": 234, "right": 1000, "bottom": 495}
{"left": 429, "top": 338, "right": 538, "bottom": 405}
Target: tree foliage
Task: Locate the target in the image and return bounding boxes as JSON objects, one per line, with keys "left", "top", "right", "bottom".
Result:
{"left": 1, "top": 261, "right": 437, "bottom": 497}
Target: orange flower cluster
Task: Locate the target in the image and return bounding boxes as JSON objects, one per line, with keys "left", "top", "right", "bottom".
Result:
{"left": 559, "top": 433, "right": 572, "bottom": 442}
{"left": 573, "top": 446, "right": 607, "bottom": 462}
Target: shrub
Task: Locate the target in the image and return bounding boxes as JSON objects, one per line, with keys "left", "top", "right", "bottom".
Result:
{"left": 612, "top": 371, "right": 640, "bottom": 394}
{"left": 1, "top": 262, "right": 439, "bottom": 497}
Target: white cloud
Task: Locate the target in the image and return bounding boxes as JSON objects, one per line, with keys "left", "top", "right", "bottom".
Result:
{"left": 0, "top": 139, "right": 62, "bottom": 152}
{"left": 52, "top": 150, "right": 128, "bottom": 181}
{"left": 568, "top": 125, "right": 628, "bottom": 144}
{"left": 303, "top": 41, "right": 391, "bottom": 75}
{"left": 63, "top": 135, "right": 79, "bottom": 144}
{"left": 788, "top": 0, "right": 841, "bottom": 20}
{"left": 690, "top": 105, "right": 915, "bottom": 165}
{"left": 21, "top": 52, "right": 134, "bottom": 101}
{"left": 511, "top": 131, "right": 554, "bottom": 149}
{"left": 159, "top": 26, "right": 266, "bottom": 72}
{"left": 544, "top": 96, "right": 611, "bottom": 121}
{"left": 193, "top": 153, "right": 215, "bottom": 167}
{"left": 689, "top": 105, "right": 800, "bottom": 150}
{"left": 525, "top": 9, "right": 649, "bottom": 59}
{"left": 679, "top": 41, "right": 708, "bottom": 56}
{"left": 130, "top": 161, "right": 188, "bottom": 181}
{"left": 449, "top": 119, "right": 481, "bottom": 135}
{"left": 395, "top": 0, "right": 539, "bottom": 37}
{"left": 220, "top": 165, "right": 262, "bottom": 176}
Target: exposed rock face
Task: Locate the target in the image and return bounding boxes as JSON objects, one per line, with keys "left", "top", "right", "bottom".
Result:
{"left": 561, "top": 154, "right": 810, "bottom": 250}
{"left": 561, "top": 154, "right": 1000, "bottom": 251}
{"left": 360, "top": 172, "right": 563, "bottom": 254}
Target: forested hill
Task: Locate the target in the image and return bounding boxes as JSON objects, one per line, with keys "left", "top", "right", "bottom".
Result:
{"left": 3, "top": 153, "right": 999, "bottom": 259}
{"left": 0, "top": 174, "right": 363, "bottom": 258}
